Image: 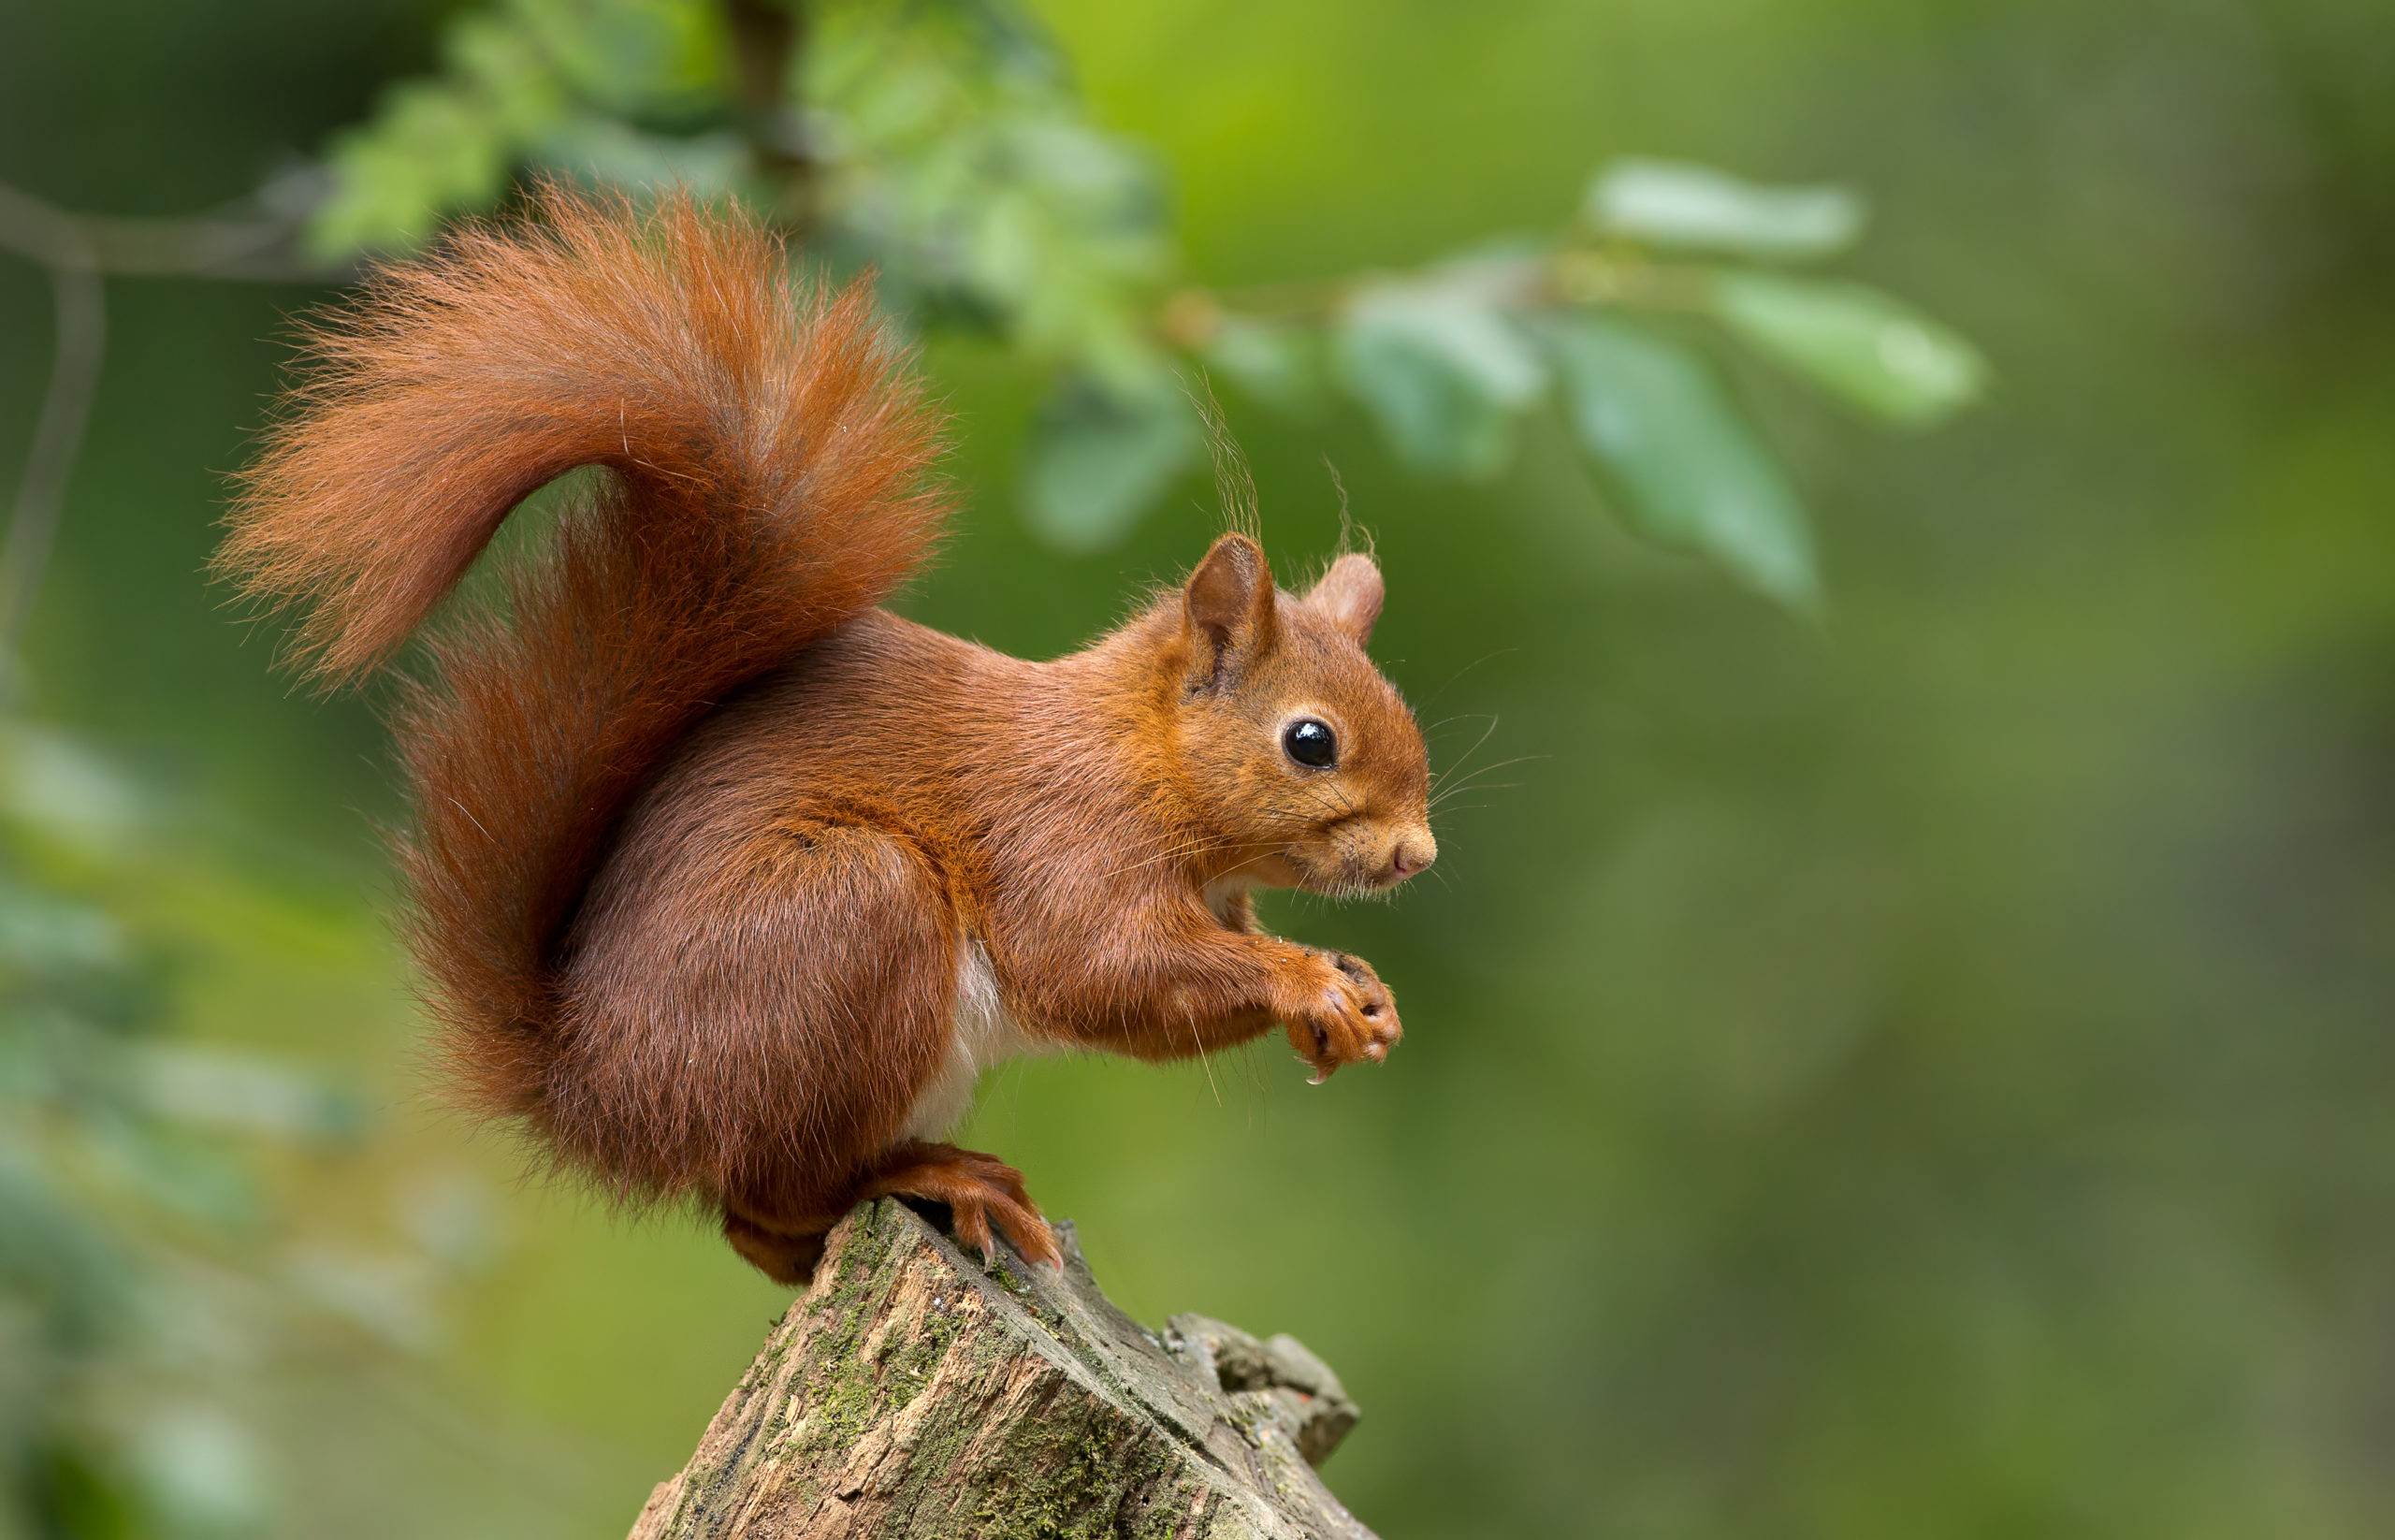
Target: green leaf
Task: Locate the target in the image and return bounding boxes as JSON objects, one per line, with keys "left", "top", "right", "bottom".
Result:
{"left": 1199, "top": 316, "right": 1322, "bottom": 410}
{"left": 1585, "top": 159, "right": 1864, "bottom": 262}
{"left": 529, "top": 118, "right": 749, "bottom": 196}
{"left": 518, "top": 0, "right": 732, "bottom": 117}
{"left": 304, "top": 0, "right": 741, "bottom": 259}
{"left": 1336, "top": 283, "right": 1546, "bottom": 478}
{"left": 0, "top": 1155, "right": 127, "bottom": 1328}
{"left": 1022, "top": 378, "right": 1202, "bottom": 551}
{"left": 135, "top": 1046, "right": 362, "bottom": 1144}
{"left": 1542, "top": 314, "right": 1818, "bottom": 607}
{"left": 1710, "top": 271, "right": 1988, "bottom": 427}
{"left": 307, "top": 83, "right": 511, "bottom": 255}
{"left": 84, "top": 1119, "right": 258, "bottom": 1228}
{"left": 3, "top": 727, "right": 155, "bottom": 857}
{"left": 809, "top": 0, "right": 1171, "bottom": 403}
{"left": 0, "top": 881, "right": 123, "bottom": 971}
{"left": 447, "top": 12, "right": 568, "bottom": 141}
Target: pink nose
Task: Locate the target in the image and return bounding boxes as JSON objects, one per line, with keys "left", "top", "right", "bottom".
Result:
{"left": 1386, "top": 838, "right": 1437, "bottom": 881}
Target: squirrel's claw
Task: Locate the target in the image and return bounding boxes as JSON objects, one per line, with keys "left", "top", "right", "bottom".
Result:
{"left": 1282, "top": 950, "right": 1401, "bottom": 1082}
{"left": 862, "top": 1140, "right": 1063, "bottom": 1271}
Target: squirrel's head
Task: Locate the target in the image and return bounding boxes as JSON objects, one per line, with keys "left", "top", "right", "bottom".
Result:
{"left": 1165, "top": 533, "right": 1435, "bottom": 897}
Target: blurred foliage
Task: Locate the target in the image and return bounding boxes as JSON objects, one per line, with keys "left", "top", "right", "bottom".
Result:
{"left": 0, "top": 718, "right": 293, "bottom": 1538}
{"left": 4, "top": 0, "right": 2395, "bottom": 1538}
{"left": 304, "top": 0, "right": 1986, "bottom": 603}
{"left": 0, "top": 719, "right": 610, "bottom": 1538}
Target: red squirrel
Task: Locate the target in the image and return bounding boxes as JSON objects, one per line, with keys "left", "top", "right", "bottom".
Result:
{"left": 218, "top": 189, "right": 1437, "bottom": 1285}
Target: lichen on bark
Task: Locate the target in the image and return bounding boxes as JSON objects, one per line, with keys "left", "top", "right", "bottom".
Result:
{"left": 628, "top": 1199, "right": 1376, "bottom": 1539}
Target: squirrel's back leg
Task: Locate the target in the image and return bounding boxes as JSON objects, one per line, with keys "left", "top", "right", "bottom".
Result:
{"left": 555, "top": 813, "right": 965, "bottom": 1273}
{"left": 558, "top": 807, "right": 1058, "bottom": 1283}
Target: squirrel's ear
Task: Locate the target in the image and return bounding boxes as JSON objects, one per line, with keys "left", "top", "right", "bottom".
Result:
{"left": 1184, "top": 533, "right": 1278, "bottom": 677}
{"left": 1305, "top": 553, "right": 1384, "bottom": 643}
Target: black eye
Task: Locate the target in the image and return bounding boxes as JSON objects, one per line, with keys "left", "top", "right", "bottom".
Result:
{"left": 1282, "top": 718, "right": 1338, "bottom": 769}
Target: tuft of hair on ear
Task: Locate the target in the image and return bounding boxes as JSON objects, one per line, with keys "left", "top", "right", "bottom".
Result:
{"left": 1183, "top": 531, "right": 1278, "bottom": 673}
{"left": 1322, "top": 457, "right": 1376, "bottom": 563}
{"left": 1191, "top": 376, "right": 1261, "bottom": 544}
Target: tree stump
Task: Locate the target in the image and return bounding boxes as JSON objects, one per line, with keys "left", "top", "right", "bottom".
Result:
{"left": 628, "top": 1198, "right": 1379, "bottom": 1539}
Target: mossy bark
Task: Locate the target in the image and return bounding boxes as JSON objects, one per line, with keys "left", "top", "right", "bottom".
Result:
{"left": 627, "top": 1199, "right": 1377, "bottom": 1540}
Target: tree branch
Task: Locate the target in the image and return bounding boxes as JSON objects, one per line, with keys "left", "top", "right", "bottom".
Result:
{"left": 0, "top": 180, "right": 336, "bottom": 282}
{"left": 721, "top": 0, "right": 820, "bottom": 240}
{"left": 0, "top": 197, "right": 103, "bottom": 656}
{"left": 0, "top": 180, "right": 347, "bottom": 653}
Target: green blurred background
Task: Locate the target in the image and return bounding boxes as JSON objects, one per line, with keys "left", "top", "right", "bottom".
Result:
{"left": 5, "top": 0, "right": 2395, "bottom": 1536}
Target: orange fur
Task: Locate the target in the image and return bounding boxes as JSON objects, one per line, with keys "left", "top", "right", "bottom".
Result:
{"left": 218, "top": 189, "right": 1436, "bottom": 1286}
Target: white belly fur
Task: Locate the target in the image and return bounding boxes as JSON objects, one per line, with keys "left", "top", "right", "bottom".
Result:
{"left": 901, "top": 938, "right": 1046, "bottom": 1141}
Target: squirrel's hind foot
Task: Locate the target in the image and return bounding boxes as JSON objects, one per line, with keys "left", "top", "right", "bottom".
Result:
{"left": 717, "top": 1141, "right": 1056, "bottom": 1286}
{"left": 862, "top": 1140, "right": 1062, "bottom": 1271}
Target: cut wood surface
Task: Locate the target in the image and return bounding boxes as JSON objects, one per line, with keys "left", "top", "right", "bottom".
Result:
{"left": 629, "top": 1198, "right": 1379, "bottom": 1539}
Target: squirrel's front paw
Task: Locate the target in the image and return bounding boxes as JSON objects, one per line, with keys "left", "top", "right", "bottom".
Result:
{"left": 1278, "top": 951, "right": 1401, "bottom": 1082}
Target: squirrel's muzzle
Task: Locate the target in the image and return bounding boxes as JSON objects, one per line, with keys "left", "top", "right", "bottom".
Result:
{"left": 1377, "top": 829, "right": 1438, "bottom": 887}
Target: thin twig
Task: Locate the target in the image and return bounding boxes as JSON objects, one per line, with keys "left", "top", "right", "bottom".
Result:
{"left": 0, "top": 178, "right": 344, "bottom": 655}
{"left": 720, "top": 0, "right": 819, "bottom": 238}
{"left": 0, "top": 237, "right": 104, "bottom": 653}
{"left": 1160, "top": 239, "right": 1708, "bottom": 344}
{"left": 0, "top": 179, "right": 333, "bottom": 282}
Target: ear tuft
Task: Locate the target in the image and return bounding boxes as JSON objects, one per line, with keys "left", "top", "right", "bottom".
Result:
{"left": 1184, "top": 533, "right": 1277, "bottom": 671}
{"left": 1306, "top": 552, "right": 1384, "bottom": 643}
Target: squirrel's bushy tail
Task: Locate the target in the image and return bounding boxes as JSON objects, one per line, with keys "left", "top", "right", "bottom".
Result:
{"left": 218, "top": 187, "right": 947, "bottom": 1127}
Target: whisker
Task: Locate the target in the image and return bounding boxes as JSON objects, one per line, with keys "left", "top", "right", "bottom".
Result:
{"left": 1416, "top": 648, "right": 1518, "bottom": 713}
{"left": 1094, "top": 836, "right": 1223, "bottom": 882}
{"left": 1430, "top": 776, "right": 1528, "bottom": 811}
{"left": 1430, "top": 715, "right": 1502, "bottom": 792}
{"left": 1430, "top": 755, "right": 1542, "bottom": 806}
{"left": 1431, "top": 786, "right": 1524, "bottom": 815}
{"left": 1093, "top": 850, "right": 1202, "bottom": 882}
{"left": 1185, "top": 1014, "right": 1222, "bottom": 1108}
